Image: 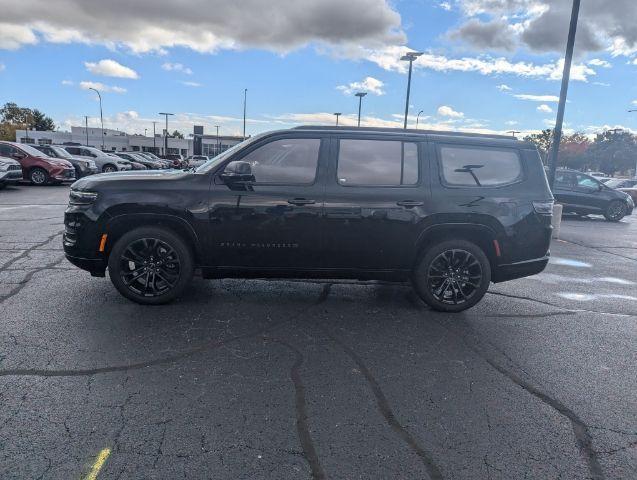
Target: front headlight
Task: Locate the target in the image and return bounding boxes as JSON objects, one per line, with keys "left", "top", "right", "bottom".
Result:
{"left": 69, "top": 190, "right": 98, "bottom": 205}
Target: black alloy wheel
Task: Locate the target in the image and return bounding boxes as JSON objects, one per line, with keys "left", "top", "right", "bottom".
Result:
{"left": 414, "top": 239, "right": 491, "bottom": 312}
{"left": 604, "top": 200, "right": 626, "bottom": 222}
{"left": 108, "top": 227, "right": 193, "bottom": 305}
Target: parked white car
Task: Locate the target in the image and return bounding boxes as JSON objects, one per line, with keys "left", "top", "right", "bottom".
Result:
{"left": 0, "top": 155, "right": 23, "bottom": 189}
{"left": 61, "top": 146, "right": 132, "bottom": 173}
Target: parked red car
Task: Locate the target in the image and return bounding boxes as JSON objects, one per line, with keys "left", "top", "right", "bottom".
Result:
{"left": 0, "top": 141, "right": 75, "bottom": 185}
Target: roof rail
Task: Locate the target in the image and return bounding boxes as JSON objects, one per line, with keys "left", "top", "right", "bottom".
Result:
{"left": 292, "top": 125, "right": 516, "bottom": 140}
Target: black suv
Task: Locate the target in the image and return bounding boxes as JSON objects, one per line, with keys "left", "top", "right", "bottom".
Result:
{"left": 552, "top": 168, "right": 634, "bottom": 221}
{"left": 64, "top": 127, "right": 554, "bottom": 312}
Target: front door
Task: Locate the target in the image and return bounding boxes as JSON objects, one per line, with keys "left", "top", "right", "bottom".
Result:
{"left": 208, "top": 135, "right": 327, "bottom": 270}
{"left": 322, "top": 136, "right": 429, "bottom": 272}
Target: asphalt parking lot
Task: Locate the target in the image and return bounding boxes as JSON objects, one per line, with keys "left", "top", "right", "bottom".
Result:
{"left": 0, "top": 184, "right": 635, "bottom": 480}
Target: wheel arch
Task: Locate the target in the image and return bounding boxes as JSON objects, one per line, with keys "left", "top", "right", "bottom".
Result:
{"left": 103, "top": 213, "right": 202, "bottom": 264}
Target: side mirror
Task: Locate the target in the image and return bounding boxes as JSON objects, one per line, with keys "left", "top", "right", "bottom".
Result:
{"left": 221, "top": 161, "right": 254, "bottom": 183}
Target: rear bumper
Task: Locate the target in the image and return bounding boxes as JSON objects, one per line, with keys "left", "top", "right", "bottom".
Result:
{"left": 492, "top": 255, "right": 549, "bottom": 283}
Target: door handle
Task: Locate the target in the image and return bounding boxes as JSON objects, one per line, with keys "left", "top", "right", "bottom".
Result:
{"left": 396, "top": 200, "right": 424, "bottom": 207}
{"left": 287, "top": 198, "right": 316, "bottom": 206}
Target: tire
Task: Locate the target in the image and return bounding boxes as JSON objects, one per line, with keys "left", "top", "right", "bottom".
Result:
{"left": 103, "top": 164, "right": 117, "bottom": 173}
{"left": 29, "top": 167, "right": 49, "bottom": 186}
{"left": 604, "top": 200, "right": 626, "bottom": 222}
{"left": 413, "top": 239, "right": 491, "bottom": 313}
{"left": 108, "top": 226, "right": 194, "bottom": 305}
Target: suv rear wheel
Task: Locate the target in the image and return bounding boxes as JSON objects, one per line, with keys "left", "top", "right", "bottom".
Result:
{"left": 29, "top": 167, "right": 49, "bottom": 185}
{"left": 108, "top": 226, "right": 194, "bottom": 305}
{"left": 604, "top": 200, "right": 626, "bottom": 222}
{"left": 413, "top": 240, "right": 491, "bottom": 312}
{"left": 103, "top": 164, "right": 117, "bottom": 173}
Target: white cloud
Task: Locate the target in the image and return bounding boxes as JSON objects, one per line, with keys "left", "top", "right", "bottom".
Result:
{"left": 592, "top": 82, "right": 610, "bottom": 87}
{"left": 336, "top": 76, "right": 385, "bottom": 96}
{"left": 162, "top": 62, "right": 193, "bottom": 75}
{"left": 437, "top": 105, "right": 464, "bottom": 118}
{"left": 514, "top": 94, "right": 560, "bottom": 102}
{"left": 85, "top": 59, "right": 139, "bottom": 79}
{"left": 537, "top": 104, "right": 553, "bottom": 113}
{"left": 588, "top": 58, "right": 611, "bottom": 68}
{"left": 497, "top": 84, "right": 512, "bottom": 91}
{"left": 0, "top": 63, "right": 5, "bottom": 72}
{"left": 439, "top": 2, "right": 452, "bottom": 11}
{"left": 79, "top": 81, "right": 127, "bottom": 94}
{"left": 632, "top": 100, "right": 637, "bottom": 106}
{"left": 61, "top": 79, "right": 74, "bottom": 86}
{"left": 181, "top": 81, "right": 202, "bottom": 87}
{"left": 0, "top": 0, "right": 404, "bottom": 55}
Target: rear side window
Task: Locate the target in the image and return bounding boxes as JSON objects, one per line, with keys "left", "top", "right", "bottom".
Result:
{"left": 439, "top": 145, "right": 522, "bottom": 187}
{"left": 337, "top": 139, "right": 418, "bottom": 186}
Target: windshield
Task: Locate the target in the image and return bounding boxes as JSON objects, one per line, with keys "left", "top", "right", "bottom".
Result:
{"left": 195, "top": 137, "right": 258, "bottom": 173}
{"left": 19, "top": 144, "right": 52, "bottom": 157}
{"left": 51, "top": 146, "right": 74, "bottom": 159}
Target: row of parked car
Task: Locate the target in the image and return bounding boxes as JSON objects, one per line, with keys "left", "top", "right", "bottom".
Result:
{"left": 0, "top": 141, "right": 202, "bottom": 187}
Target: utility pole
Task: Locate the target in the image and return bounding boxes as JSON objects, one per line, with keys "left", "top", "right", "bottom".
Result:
{"left": 507, "top": 130, "right": 521, "bottom": 138}
{"left": 243, "top": 88, "right": 247, "bottom": 141}
{"left": 84, "top": 116, "right": 89, "bottom": 145}
{"left": 355, "top": 92, "right": 367, "bottom": 127}
{"left": 88, "top": 87, "right": 105, "bottom": 150}
{"left": 334, "top": 112, "right": 341, "bottom": 126}
{"left": 400, "top": 52, "right": 423, "bottom": 129}
{"left": 158, "top": 113, "right": 174, "bottom": 156}
{"left": 152, "top": 121, "right": 157, "bottom": 152}
{"left": 547, "top": 0, "right": 580, "bottom": 190}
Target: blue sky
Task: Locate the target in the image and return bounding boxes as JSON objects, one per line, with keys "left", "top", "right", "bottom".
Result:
{"left": 0, "top": 0, "right": 636, "bottom": 138}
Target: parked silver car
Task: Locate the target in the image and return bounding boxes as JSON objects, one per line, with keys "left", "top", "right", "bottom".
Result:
{"left": 61, "top": 146, "right": 132, "bottom": 173}
{"left": 0, "top": 155, "right": 23, "bottom": 189}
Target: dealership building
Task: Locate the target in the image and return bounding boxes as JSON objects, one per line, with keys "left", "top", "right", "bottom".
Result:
{"left": 15, "top": 125, "right": 245, "bottom": 157}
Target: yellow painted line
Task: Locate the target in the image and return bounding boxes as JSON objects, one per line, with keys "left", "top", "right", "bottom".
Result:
{"left": 83, "top": 448, "right": 111, "bottom": 480}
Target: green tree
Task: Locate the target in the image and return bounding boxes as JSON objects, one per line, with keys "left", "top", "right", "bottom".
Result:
{"left": 559, "top": 132, "right": 591, "bottom": 170}
{"left": 585, "top": 130, "right": 637, "bottom": 175}
{"left": 31, "top": 109, "right": 55, "bottom": 131}
{"left": 523, "top": 129, "right": 553, "bottom": 163}
{"left": 171, "top": 130, "right": 184, "bottom": 139}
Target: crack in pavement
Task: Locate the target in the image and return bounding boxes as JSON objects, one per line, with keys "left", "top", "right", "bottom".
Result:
{"left": 0, "top": 255, "right": 66, "bottom": 303}
{"left": 487, "top": 291, "right": 637, "bottom": 318}
{"left": 0, "top": 284, "right": 332, "bottom": 378}
{"left": 263, "top": 337, "right": 326, "bottom": 480}
{"left": 426, "top": 315, "right": 605, "bottom": 480}
{"left": 560, "top": 238, "right": 637, "bottom": 263}
{"left": 0, "top": 230, "right": 63, "bottom": 272}
{"left": 315, "top": 285, "right": 444, "bottom": 480}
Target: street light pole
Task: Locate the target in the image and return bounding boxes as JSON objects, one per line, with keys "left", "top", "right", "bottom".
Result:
{"left": 507, "top": 130, "right": 521, "bottom": 138}
{"left": 334, "top": 112, "right": 341, "bottom": 126}
{"left": 215, "top": 125, "right": 220, "bottom": 156}
{"left": 416, "top": 110, "right": 424, "bottom": 129}
{"left": 88, "top": 87, "right": 104, "bottom": 150}
{"left": 84, "top": 116, "right": 89, "bottom": 145}
{"left": 400, "top": 52, "right": 423, "bottom": 130}
{"left": 158, "top": 113, "right": 174, "bottom": 156}
{"left": 243, "top": 88, "right": 247, "bottom": 141}
{"left": 547, "top": 0, "right": 580, "bottom": 190}
{"left": 152, "top": 121, "right": 157, "bottom": 152}
{"left": 355, "top": 92, "right": 367, "bottom": 127}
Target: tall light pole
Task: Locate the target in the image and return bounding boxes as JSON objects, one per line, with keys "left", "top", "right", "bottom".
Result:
{"left": 152, "top": 121, "right": 157, "bottom": 152}
{"left": 507, "top": 130, "right": 521, "bottom": 138}
{"left": 243, "top": 88, "right": 247, "bottom": 141}
{"left": 355, "top": 92, "right": 367, "bottom": 127}
{"left": 547, "top": 0, "right": 580, "bottom": 189}
{"left": 416, "top": 110, "right": 424, "bottom": 129}
{"left": 84, "top": 116, "right": 89, "bottom": 145}
{"left": 144, "top": 128, "right": 147, "bottom": 137}
{"left": 215, "top": 125, "right": 220, "bottom": 156}
{"left": 158, "top": 113, "right": 174, "bottom": 156}
{"left": 334, "top": 112, "right": 341, "bottom": 126}
{"left": 88, "top": 87, "right": 104, "bottom": 150}
{"left": 400, "top": 51, "right": 423, "bottom": 130}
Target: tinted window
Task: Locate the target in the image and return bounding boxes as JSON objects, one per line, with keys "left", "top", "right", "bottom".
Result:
{"left": 235, "top": 138, "right": 320, "bottom": 184}
{"left": 337, "top": 140, "right": 418, "bottom": 186}
{"left": 66, "top": 147, "right": 80, "bottom": 155}
{"left": 554, "top": 171, "right": 575, "bottom": 188}
{"left": 440, "top": 145, "right": 522, "bottom": 187}
{"left": 0, "top": 144, "right": 15, "bottom": 156}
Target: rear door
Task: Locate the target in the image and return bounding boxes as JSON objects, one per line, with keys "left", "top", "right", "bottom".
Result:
{"left": 207, "top": 134, "right": 328, "bottom": 269}
{"left": 321, "top": 135, "right": 429, "bottom": 271}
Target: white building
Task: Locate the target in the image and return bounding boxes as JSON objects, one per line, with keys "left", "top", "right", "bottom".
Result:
{"left": 15, "top": 126, "right": 244, "bottom": 157}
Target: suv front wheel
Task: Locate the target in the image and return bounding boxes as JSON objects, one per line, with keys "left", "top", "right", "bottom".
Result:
{"left": 413, "top": 240, "right": 491, "bottom": 312}
{"left": 108, "top": 226, "right": 194, "bottom": 305}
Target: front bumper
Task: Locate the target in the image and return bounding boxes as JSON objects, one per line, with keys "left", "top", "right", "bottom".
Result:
{"left": 51, "top": 166, "right": 76, "bottom": 181}
{"left": 492, "top": 255, "right": 550, "bottom": 283}
{"left": 0, "top": 168, "right": 23, "bottom": 183}
{"left": 65, "top": 253, "right": 106, "bottom": 276}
